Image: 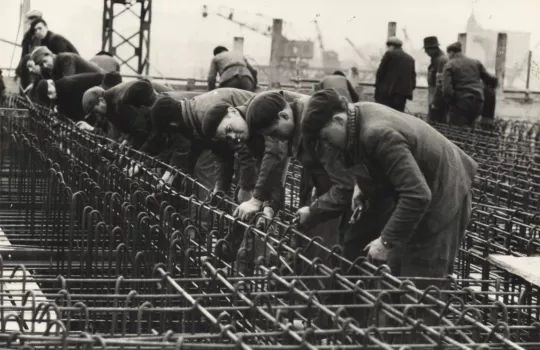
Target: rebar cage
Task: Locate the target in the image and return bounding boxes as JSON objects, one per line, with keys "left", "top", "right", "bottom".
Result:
{"left": 1, "top": 94, "right": 540, "bottom": 350}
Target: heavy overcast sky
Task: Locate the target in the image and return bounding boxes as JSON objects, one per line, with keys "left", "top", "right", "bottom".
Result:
{"left": 1, "top": 0, "right": 539, "bottom": 80}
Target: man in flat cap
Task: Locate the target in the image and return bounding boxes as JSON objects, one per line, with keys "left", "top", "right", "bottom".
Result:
{"left": 147, "top": 88, "right": 257, "bottom": 201}
{"left": 300, "top": 88, "right": 477, "bottom": 289}
{"left": 423, "top": 36, "right": 448, "bottom": 123}
{"left": 31, "top": 46, "right": 102, "bottom": 81}
{"left": 201, "top": 90, "right": 357, "bottom": 274}
{"left": 35, "top": 72, "right": 122, "bottom": 121}
{"left": 442, "top": 42, "right": 498, "bottom": 127}
{"left": 375, "top": 36, "right": 416, "bottom": 112}
{"left": 79, "top": 78, "right": 172, "bottom": 149}
{"left": 207, "top": 46, "right": 258, "bottom": 92}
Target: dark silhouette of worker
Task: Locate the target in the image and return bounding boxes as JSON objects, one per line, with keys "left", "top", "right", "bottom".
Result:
{"left": 423, "top": 36, "right": 448, "bottom": 123}
{"left": 207, "top": 46, "right": 258, "bottom": 92}
{"left": 442, "top": 42, "right": 498, "bottom": 127}
{"left": 375, "top": 37, "right": 416, "bottom": 112}
{"left": 318, "top": 71, "right": 360, "bottom": 102}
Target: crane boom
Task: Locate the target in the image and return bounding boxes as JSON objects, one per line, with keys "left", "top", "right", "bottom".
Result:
{"left": 345, "top": 37, "right": 376, "bottom": 68}
{"left": 313, "top": 19, "right": 325, "bottom": 53}
{"left": 202, "top": 5, "right": 271, "bottom": 37}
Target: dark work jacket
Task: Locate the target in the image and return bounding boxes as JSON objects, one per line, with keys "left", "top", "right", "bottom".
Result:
{"left": 427, "top": 50, "right": 448, "bottom": 106}
{"left": 55, "top": 72, "right": 105, "bottom": 121}
{"left": 89, "top": 55, "right": 120, "bottom": 73}
{"left": 21, "top": 30, "right": 41, "bottom": 59}
{"left": 40, "top": 31, "right": 79, "bottom": 55}
{"left": 442, "top": 53, "right": 498, "bottom": 103}
{"left": 50, "top": 53, "right": 103, "bottom": 81}
{"left": 172, "top": 88, "right": 257, "bottom": 191}
{"left": 330, "top": 102, "right": 478, "bottom": 247}
{"left": 375, "top": 48, "right": 416, "bottom": 101}
{"left": 319, "top": 75, "right": 360, "bottom": 102}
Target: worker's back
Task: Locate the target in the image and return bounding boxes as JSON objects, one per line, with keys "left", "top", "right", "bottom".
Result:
{"left": 320, "top": 75, "right": 355, "bottom": 102}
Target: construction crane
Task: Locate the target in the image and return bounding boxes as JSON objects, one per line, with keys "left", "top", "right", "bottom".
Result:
{"left": 313, "top": 19, "right": 340, "bottom": 73}
{"left": 345, "top": 37, "right": 378, "bottom": 70}
{"left": 202, "top": 5, "right": 271, "bottom": 37}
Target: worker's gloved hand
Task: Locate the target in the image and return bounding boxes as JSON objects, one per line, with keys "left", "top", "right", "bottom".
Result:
{"left": 76, "top": 121, "right": 95, "bottom": 132}
{"left": 237, "top": 188, "right": 252, "bottom": 204}
{"left": 351, "top": 183, "right": 363, "bottom": 211}
{"left": 295, "top": 206, "right": 312, "bottom": 227}
{"left": 364, "top": 237, "right": 390, "bottom": 262}
{"left": 233, "top": 197, "right": 262, "bottom": 222}
{"left": 127, "top": 163, "right": 140, "bottom": 177}
{"left": 256, "top": 206, "right": 275, "bottom": 229}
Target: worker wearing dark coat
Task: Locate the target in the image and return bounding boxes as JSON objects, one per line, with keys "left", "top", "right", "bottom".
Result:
{"left": 207, "top": 46, "right": 258, "bottom": 92}
{"left": 147, "top": 88, "right": 257, "bottom": 197}
{"left": 423, "top": 36, "right": 448, "bottom": 123}
{"left": 34, "top": 72, "right": 123, "bottom": 121}
{"left": 90, "top": 51, "right": 121, "bottom": 73}
{"left": 300, "top": 89, "right": 477, "bottom": 288}
{"left": 375, "top": 37, "right": 416, "bottom": 112}
{"left": 31, "top": 47, "right": 102, "bottom": 81}
{"left": 20, "top": 11, "right": 43, "bottom": 60}
{"left": 79, "top": 79, "right": 171, "bottom": 149}
{"left": 32, "top": 19, "right": 79, "bottom": 55}
{"left": 318, "top": 71, "right": 360, "bottom": 103}
{"left": 442, "top": 42, "right": 498, "bottom": 127}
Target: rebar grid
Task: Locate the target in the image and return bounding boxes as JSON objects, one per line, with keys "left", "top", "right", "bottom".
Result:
{"left": 0, "top": 96, "right": 539, "bottom": 349}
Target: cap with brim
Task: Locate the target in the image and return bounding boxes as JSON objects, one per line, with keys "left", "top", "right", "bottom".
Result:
{"left": 30, "top": 46, "right": 52, "bottom": 65}
{"left": 25, "top": 10, "right": 42, "bottom": 19}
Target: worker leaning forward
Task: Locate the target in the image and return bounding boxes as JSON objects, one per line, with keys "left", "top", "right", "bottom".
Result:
{"left": 201, "top": 90, "right": 366, "bottom": 275}
{"left": 300, "top": 88, "right": 477, "bottom": 290}
{"left": 207, "top": 46, "right": 258, "bottom": 92}
{"left": 147, "top": 88, "right": 257, "bottom": 203}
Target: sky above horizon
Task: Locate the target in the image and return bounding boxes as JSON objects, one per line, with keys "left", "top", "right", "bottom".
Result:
{"left": 1, "top": 0, "right": 539, "bottom": 82}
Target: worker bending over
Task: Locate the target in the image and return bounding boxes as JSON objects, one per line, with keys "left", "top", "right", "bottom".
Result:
{"left": 299, "top": 89, "right": 477, "bottom": 287}
{"left": 207, "top": 46, "right": 258, "bottom": 92}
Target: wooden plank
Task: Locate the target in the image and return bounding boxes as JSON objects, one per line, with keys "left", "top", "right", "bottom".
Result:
{"left": 0, "top": 228, "right": 55, "bottom": 332}
{"left": 488, "top": 254, "right": 540, "bottom": 287}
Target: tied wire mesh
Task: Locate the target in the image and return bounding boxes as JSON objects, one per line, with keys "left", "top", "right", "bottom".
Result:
{"left": 0, "top": 95, "right": 539, "bottom": 349}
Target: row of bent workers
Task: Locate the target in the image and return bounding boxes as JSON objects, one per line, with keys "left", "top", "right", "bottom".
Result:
{"left": 21, "top": 46, "right": 478, "bottom": 287}
{"left": 38, "top": 68, "right": 476, "bottom": 288}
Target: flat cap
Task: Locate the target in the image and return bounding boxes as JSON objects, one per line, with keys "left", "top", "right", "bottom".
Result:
{"left": 302, "top": 89, "right": 343, "bottom": 141}
{"left": 246, "top": 91, "right": 287, "bottom": 132}
{"left": 386, "top": 36, "right": 403, "bottom": 46}
{"left": 25, "top": 10, "right": 42, "bottom": 19}
{"left": 82, "top": 86, "right": 105, "bottom": 116}
{"left": 30, "top": 46, "right": 52, "bottom": 64}
{"left": 446, "top": 42, "right": 462, "bottom": 53}
{"left": 202, "top": 103, "right": 233, "bottom": 138}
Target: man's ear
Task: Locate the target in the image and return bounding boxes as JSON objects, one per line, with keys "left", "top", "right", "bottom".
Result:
{"left": 98, "top": 97, "right": 106, "bottom": 104}
{"left": 278, "top": 110, "right": 289, "bottom": 120}
{"left": 340, "top": 97, "right": 348, "bottom": 110}
{"left": 278, "top": 90, "right": 284, "bottom": 96}
{"left": 332, "top": 114, "right": 346, "bottom": 126}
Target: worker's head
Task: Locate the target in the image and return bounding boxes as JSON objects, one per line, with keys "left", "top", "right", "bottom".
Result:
{"left": 213, "top": 46, "right": 228, "bottom": 56}
{"left": 385, "top": 36, "right": 403, "bottom": 51}
{"left": 31, "top": 46, "right": 54, "bottom": 71}
{"left": 203, "top": 103, "right": 249, "bottom": 143}
{"left": 96, "top": 50, "right": 114, "bottom": 57}
{"left": 333, "top": 70, "right": 346, "bottom": 77}
{"left": 149, "top": 96, "right": 183, "bottom": 134}
{"left": 36, "top": 79, "right": 57, "bottom": 104}
{"left": 101, "top": 71, "right": 122, "bottom": 90}
{"left": 82, "top": 86, "right": 107, "bottom": 120}
{"left": 32, "top": 19, "right": 49, "bottom": 40}
{"left": 245, "top": 91, "right": 294, "bottom": 140}
{"left": 25, "top": 10, "right": 42, "bottom": 23}
{"left": 423, "top": 36, "right": 440, "bottom": 57}
{"left": 446, "top": 42, "right": 462, "bottom": 59}
{"left": 302, "top": 89, "right": 349, "bottom": 150}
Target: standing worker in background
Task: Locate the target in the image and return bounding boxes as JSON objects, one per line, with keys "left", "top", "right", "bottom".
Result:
{"left": 20, "top": 10, "right": 43, "bottom": 59}
{"left": 318, "top": 71, "right": 360, "bottom": 103}
{"left": 423, "top": 36, "right": 448, "bottom": 123}
{"left": 375, "top": 37, "right": 416, "bottom": 112}
{"left": 207, "top": 46, "right": 258, "bottom": 92}
{"left": 31, "top": 19, "right": 79, "bottom": 55}
{"left": 442, "top": 42, "right": 498, "bottom": 127}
